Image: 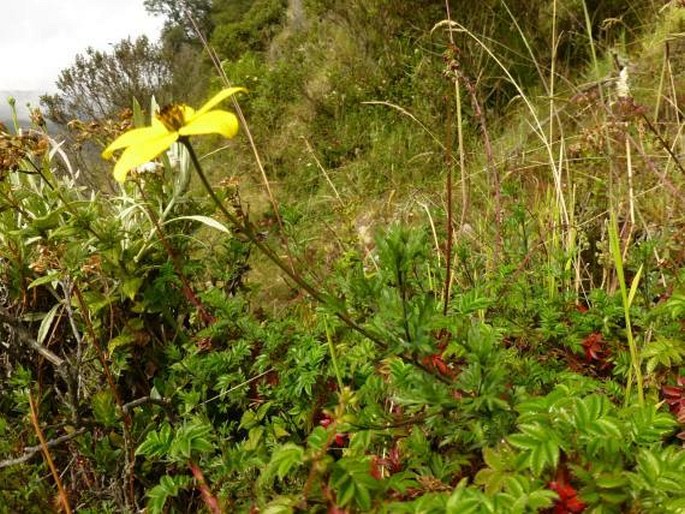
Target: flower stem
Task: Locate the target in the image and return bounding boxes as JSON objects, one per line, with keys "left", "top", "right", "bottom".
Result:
{"left": 181, "top": 139, "right": 326, "bottom": 302}
{"left": 181, "top": 139, "right": 453, "bottom": 385}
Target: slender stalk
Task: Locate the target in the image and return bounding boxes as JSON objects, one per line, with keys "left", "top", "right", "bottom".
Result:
{"left": 443, "top": 95, "right": 454, "bottom": 316}
{"left": 135, "top": 181, "right": 215, "bottom": 326}
{"left": 183, "top": 9, "right": 296, "bottom": 273}
{"left": 608, "top": 213, "right": 644, "bottom": 406}
{"left": 188, "top": 460, "right": 222, "bottom": 514}
{"left": 181, "top": 139, "right": 454, "bottom": 385}
{"left": 28, "top": 393, "right": 73, "bottom": 514}
{"left": 71, "top": 283, "right": 137, "bottom": 507}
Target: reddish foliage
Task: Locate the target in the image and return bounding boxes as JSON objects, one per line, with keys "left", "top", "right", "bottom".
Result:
{"left": 421, "top": 352, "right": 454, "bottom": 378}
{"left": 371, "top": 444, "right": 403, "bottom": 479}
{"left": 581, "top": 332, "right": 612, "bottom": 372}
{"left": 319, "top": 415, "right": 348, "bottom": 447}
{"left": 549, "top": 481, "right": 586, "bottom": 513}
{"left": 661, "top": 377, "right": 685, "bottom": 440}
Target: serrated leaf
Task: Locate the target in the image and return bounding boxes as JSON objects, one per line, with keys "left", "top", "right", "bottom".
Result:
{"left": 508, "top": 433, "right": 537, "bottom": 451}
{"left": 169, "top": 421, "right": 213, "bottom": 460}
{"left": 348, "top": 430, "right": 372, "bottom": 454}
{"left": 92, "top": 390, "right": 118, "bottom": 428}
{"left": 331, "top": 458, "right": 377, "bottom": 511}
{"left": 447, "top": 479, "right": 486, "bottom": 514}
{"left": 245, "top": 426, "right": 264, "bottom": 451}
{"left": 272, "top": 422, "right": 290, "bottom": 439}
{"left": 239, "top": 410, "right": 256, "bottom": 430}
{"left": 108, "top": 332, "right": 136, "bottom": 354}
{"left": 307, "top": 426, "right": 329, "bottom": 452}
{"left": 595, "top": 474, "right": 629, "bottom": 489}
{"left": 637, "top": 450, "right": 661, "bottom": 484}
{"left": 136, "top": 424, "right": 173, "bottom": 458}
{"left": 146, "top": 474, "right": 191, "bottom": 514}
{"left": 269, "top": 443, "right": 305, "bottom": 480}
{"left": 262, "top": 496, "right": 297, "bottom": 514}
{"left": 121, "top": 276, "right": 143, "bottom": 301}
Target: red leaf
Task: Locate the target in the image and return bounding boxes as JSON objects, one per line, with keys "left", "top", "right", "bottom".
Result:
{"left": 566, "top": 496, "right": 587, "bottom": 513}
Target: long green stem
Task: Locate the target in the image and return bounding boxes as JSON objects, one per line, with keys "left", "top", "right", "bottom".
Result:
{"left": 608, "top": 212, "right": 643, "bottom": 406}
{"left": 181, "top": 139, "right": 328, "bottom": 305}
{"left": 181, "top": 139, "right": 453, "bottom": 385}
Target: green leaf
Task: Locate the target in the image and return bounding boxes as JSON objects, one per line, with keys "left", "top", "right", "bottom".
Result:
{"left": 330, "top": 458, "right": 378, "bottom": 511}
{"left": 261, "top": 496, "right": 297, "bottom": 514}
{"left": 446, "top": 479, "right": 487, "bottom": 514}
{"left": 307, "top": 426, "right": 329, "bottom": 452}
{"left": 121, "top": 276, "right": 143, "bottom": 301}
{"left": 136, "top": 424, "right": 173, "bottom": 458}
{"left": 107, "top": 332, "right": 136, "bottom": 355}
{"left": 245, "top": 426, "right": 265, "bottom": 451}
{"left": 37, "top": 303, "right": 61, "bottom": 346}
{"left": 166, "top": 215, "right": 231, "bottom": 235}
{"left": 348, "top": 430, "right": 372, "bottom": 455}
{"left": 595, "top": 474, "right": 629, "bottom": 489}
{"left": 629, "top": 404, "right": 677, "bottom": 444}
{"left": 169, "top": 420, "right": 214, "bottom": 460}
{"left": 146, "top": 474, "right": 192, "bottom": 514}
{"left": 627, "top": 264, "right": 643, "bottom": 308}
{"left": 92, "top": 390, "right": 118, "bottom": 428}
{"left": 507, "top": 423, "right": 559, "bottom": 476}
{"left": 28, "top": 272, "right": 61, "bottom": 289}
{"left": 269, "top": 443, "right": 305, "bottom": 480}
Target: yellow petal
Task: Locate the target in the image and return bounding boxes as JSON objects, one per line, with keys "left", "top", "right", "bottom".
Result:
{"left": 179, "top": 111, "right": 239, "bottom": 139}
{"left": 112, "top": 132, "right": 178, "bottom": 182}
{"left": 101, "top": 125, "right": 168, "bottom": 159}
{"left": 181, "top": 105, "right": 196, "bottom": 120}
{"left": 194, "top": 87, "right": 247, "bottom": 118}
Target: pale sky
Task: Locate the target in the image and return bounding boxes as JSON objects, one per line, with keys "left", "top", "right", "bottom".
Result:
{"left": 0, "top": 0, "right": 164, "bottom": 92}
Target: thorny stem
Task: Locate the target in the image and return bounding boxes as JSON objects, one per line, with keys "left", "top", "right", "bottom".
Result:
{"left": 181, "top": 139, "right": 454, "bottom": 385}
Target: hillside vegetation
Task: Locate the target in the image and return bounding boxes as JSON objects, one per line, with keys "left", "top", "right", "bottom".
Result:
{"left": 1, "top": 1, "right": 685, "bottom": 512}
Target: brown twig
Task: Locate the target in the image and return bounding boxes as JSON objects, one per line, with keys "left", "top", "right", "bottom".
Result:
{"left": 135, "top": 181, "right": 215, "bottom": 326}
{"left": 188, "top": 460, "right": 222, "bottom": 514}
{"left": 28, "top": 393, "right": 73, "bottom": 514}
{"left": 0, "top": 310, "right": 65, "bottom": 368}
{"left": 71, "top": 282, "right": 137, "bottom": 508}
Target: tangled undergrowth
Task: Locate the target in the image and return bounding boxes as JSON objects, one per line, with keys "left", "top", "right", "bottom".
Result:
{"left": 2, "top": 1, "right": 685, "bottom": 513}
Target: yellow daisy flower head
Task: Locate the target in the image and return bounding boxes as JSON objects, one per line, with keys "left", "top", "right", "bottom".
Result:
{"left": 102, "top": 87, "right": 246, "bottom": 183}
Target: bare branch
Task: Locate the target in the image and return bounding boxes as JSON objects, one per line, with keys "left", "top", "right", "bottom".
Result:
{"left": 0, "top": 310, "right": 64, "bottom": 368}
{"left": 0, "top": 427, "right": 87, "bottom": 469}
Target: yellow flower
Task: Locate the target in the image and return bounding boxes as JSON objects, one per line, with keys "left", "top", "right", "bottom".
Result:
{"left": 102, "top": 87, "right": 246, "bottom": 182}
